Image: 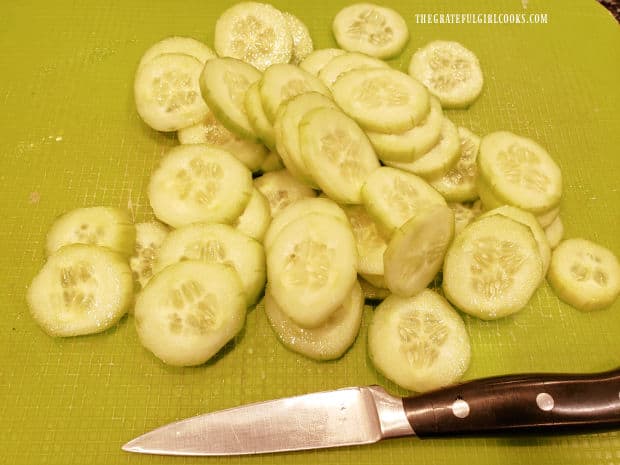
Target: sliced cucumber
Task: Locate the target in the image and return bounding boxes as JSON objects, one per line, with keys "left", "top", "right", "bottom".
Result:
{"left": 27, "top": 244, "right": 133, "bottom": 337}
{"left": 544, "top": 215, "right": 564, "bottom": 249}
{"left": 244, "top": 81, "right": 276, "bottom": 149}
{"left": 177, "top": 112, "right": 268, "bottom": 172}
{"left": 299, "top": 48, "right": 346, "bottom": 76}
{"left": 138, "top": 36, "right": 216, "bottom": 68}
{"left": 264, "top": 281, "right": 363, "bottom": 360}
{"left": 332, "top": 68, "right": 430, "bottom": 133}
{"left": 547, "top": 238, "right": 620, "bottom": 311}
{"left": 449, "top": 201, "right": 482, "bottom": 236}
{"left": 360, "top": 272, "right": 386, "bottom": 289}
{"left": 429, "top": 126, "right": 481, "bottom": 202}
{"left": 332, "top": 3, "right": 408, "bottom": 59}
{"left": 384, "top": 204, "right": 454, "bottom": 297}
{"left": 46, "top": 206, "right": 136, "bottom": 257}
{"left": 361, "top": 167, "right": 446, "bottom": 235}
{"left": 267, "top": 212, "right": 358, "bottom": 328}
{"left": 259, "top": 150, "right": 285, "bottom": 173}
{"left": 359, "top": 276, "right": 390, "bottom": 301}
{"left": 130, "top": 222, "right": 169, "bottom": 291}
{"left": 233, "top": 188, "right": 272, "bottom": 242}
{"left": 408, "top": 40, "right": 483, "bottom": 109}
{"left": 299, "top": 107, "right": 380, "bottom": 204}
{"left": 442, "top": 215, "right": 543, "bottom": 320}
{"left": 368, "top": 290, "right": 471, "bottom": 393}
{"left": 537, "top": 206, "right": 560, "bottom": 228}
{"left": 148, "top": 144, "right": 253, "bottom": 228}
{"left": 134, "top": 53, "right": 209, "bottom": 132}
{"left": 318, "top": 51, "right": 389, "bottom": 88}
{"left": 254, "top": 169, "right": 317, "bottom": 217}
{"left": 199, "top": 57, "right": 262, "bottom": 141}
{"left": 476, "top": 176, "right": 505, "bottom": 211}
{"left": 283, "top": 12, "right": 314, "bottom": 65}
{"left": 155, "top": 223, "right": 265, "bottom": 307}
{"left": 385, "top": 117, "right": 460, "bottom": 180}
{"left": 366, "top": 96, "right": 443, "bottom": 163}
{"left": 213, "top": 2, "right": 292, "bottom": 71}
{"left": 343, "top": 204, "right": 388, "bottom": 276}
{"left": 134, "top": 261, "right": 246, "bottom": 366}
{"left": 477, "top": 131, "right": 562, "bottom": 214}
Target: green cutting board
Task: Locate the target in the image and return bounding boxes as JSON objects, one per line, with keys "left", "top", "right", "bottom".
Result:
{"left": 1, "top": 0, "right": 618, "bottom": 464}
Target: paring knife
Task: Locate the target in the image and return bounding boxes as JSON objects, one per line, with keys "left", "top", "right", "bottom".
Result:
{"left": 123, "top": 368, "right": 620, "bottom": 456}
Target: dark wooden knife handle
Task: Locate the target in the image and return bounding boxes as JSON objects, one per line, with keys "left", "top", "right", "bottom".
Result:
{"left": 403, "top": 368, "right": 620, "bottom": 437}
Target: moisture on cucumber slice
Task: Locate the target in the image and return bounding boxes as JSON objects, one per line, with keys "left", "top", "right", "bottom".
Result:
{"left": 267, "top": 212, "right": 358, "bottom": 328}
{"left": 134, "top": 261, "right": 246, "bottom": 366}
{"left": 259, "top": 150, "right": 285, "bottom": 173}
{"left": 384, "top": 204, "right": 454, "bottom": 297}
{"left": 264, "top": 281, "right": 363, "bottom": 360}
{"left": 46, "top": 206, "right": 136, "bottom": 257}
{"left": 282, "top": 12, "right": 314, "bottom": 65}
{"left": 318, "top": 51, "right": 389, "bottom": 88}
{"left": 138, "top": 36, "right": 216, "bottom": 68}
{"left": 544, "top": 215, "right": 564, "bottom": 249}
{"left": 332, "top": 68, "right": 430, "bottom": 133}
{"left": 368, "top": 289, "right": 471, "bottom": 393}
{"left": 148, "top": 144, "right": 253, "bottom": 228}
{"left": 244, "top": 81, "right": 277, "bottom": 149}
{"left": 130, "top": 222, "right": 169, "bottom": 291}
{"left": 233, "top": 188, "right": 272, "bottom": 242}
{"left": 385, "top": 117, "right": 461, "bottom": 180}
{"left": 359, "top": 276, "right": 390, "bottom": 301}
{"left": 254, "top": 169, "right": 317, "bottom": 216}
{"left": 343, "top": 204, "right": 388, "bottom": 276}
{"left": 408, "top": 40, "right": 483, "bottom": 109}
{"left": 442, "top": 215, "right": 543, "bottom": 320}
{"left": 299, "top": 48, "right": 346, "bottom": 76}
{"left": 214, "top": 2, "right": 292, "bottom": 71}
{"left": 366, "top": 96, "right": 443, "bottom": 163}
{"left": 177, "top": 112, "right": 268, "bottom": 172}
{"left": 27, "top": 244, "right": 133, "bottom": 337}
{"left": 155, "top": 223, "right": 266, "bottom": 307}
{"left": 449, "top": 201, "right": 482, "bottom": 236}
{"left": 332, "top": 3, "right": 409, "bottom": 59}
{"left": 199, "top": 57, "right": 262, "bottom": 142}
{"left": 361, "top": 167, "right": 446, "bottom": 236}
{"left": 299, "top": 107, "right": 380, "bottom": 204}
{"left": 477, "top": 131, "right": 562, "bottom": 214}
{"left": 429, "top": 126, "right": 481, "bottom": 202}
{"left": 134, "top": 53, "right": 209, "bottom": 132}
{"left": 547, "top": 238, "right": 620, "bottom": 311}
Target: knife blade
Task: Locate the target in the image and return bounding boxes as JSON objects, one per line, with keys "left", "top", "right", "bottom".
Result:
{"left": 122, "top": 367, "right": 620, "bottom": 456}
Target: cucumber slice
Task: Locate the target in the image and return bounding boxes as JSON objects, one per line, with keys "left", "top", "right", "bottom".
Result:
{"left": 199, "top": 57, "right": 262, "bottom": 142}
{"left": 342, "top": 205, "right": 388, "bottom": 276}
{"left": 544, "top": 215, "right": 564, "bottom": 249}
{"left": 267, "top": 212, "right": 358, "bottom": 328}
{"left": 259, "top": 150, "right": 285, "bottom": 173}
{"left": 299, "top": 48, "right": 346, "bottom": 76}
{"left": 318, "top": 51, "right": 389, "bottom": 88}
{"left": 138, "top": 36, "right": 216, "bottom": 68}
{"left": 408, "top": 40, "right": 483, "bottom": 109}
{"left": 536, "top": 206, "right": 560, "bottom": 228}
{"left": 148, "top": 144, "right": 253, "bottom": 228}
{"left": 155, "top": 223, "right": 265, "bottom": 307}
{"left": 46, "top": 206, "right": 136, "bottom": 257}
{"left": 130, "top": 222, "right": 169, "bottom": 291}
{"left": 442, "top": 215, "right": 543, "bottom": 320}
{"left": 134, "top": 261, "right": 246, "bottom": 366}
{"left": 299, "top": 107, "right": 380, "bottom": 204}
{"left": 384, "top": 205, "right": 454, "bottom": 297}
{"left": 359, "top": 276, "right": 390, "bottom": 301}
{"left": 259, "top": 63, "right": 331, "bottom": 122}
{"left": 477, "top": 131, "right": 562, "bottom": 214}
{"left": 282, "top": 12, "right": 314, "bottom": 65}
{"left": 449, "top": 201, "right": 482, "bottom": 236}
{"left": 332, "top": 68, "right": 430, "bottom": 133}
{"left": 264, "top": 197, "right": 347, "bottom": 251}
{"left": 264, "top": 281, "right": 363, "bottom": 360}
{"left": 332, "top": 3, "right": 409, "bottom": 59}
{"left": 244, "top": 81, "right": 277, "bottom": 149}
{"left": 213, "top": 2, "right": 292, "bottom": 71}
{"left": 476, "top": 176, "right": 505, "bottom": 211}
{"left": 134, "top": 53, "right": 209, "bottom": 132}
{"left": 429, "top": 126, "right": 481, "bottom": 202}
{"left": 177, "top": 112, "right": 268, "bottom": 172}
{"left": 385, "top": 117, "right": 460, "bottom": 180}
{"left": 274, "top": 92, "right": 337, "bottom": 187}
{"left": 368, "top": 290, "right": 471, "bottom": 392}
{"left": 233, "top": 188, "right": 272, "bottom": 242}
{"left": 27, "top": 244, "right": 133, "bottom": 337}
{"left": 360, "top": 272, "right": 386, "bottom": 289}
{"left": 254, "top": 169, "right": 317, "bottom": 216}
{"left": 361, "top": 167, "right": 446, "bottom": 235}
{"left": 366, "top": 96, "right": 443, "bottom": 163}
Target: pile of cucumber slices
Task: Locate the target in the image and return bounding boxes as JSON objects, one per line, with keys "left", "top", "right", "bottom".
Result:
{"left": 27, "top": 2, "right": 620, "bottom": 393}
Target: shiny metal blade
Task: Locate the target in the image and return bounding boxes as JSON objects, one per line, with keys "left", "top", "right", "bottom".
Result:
{"left": 122, "top": 386, "right": 414, "bottom": 456}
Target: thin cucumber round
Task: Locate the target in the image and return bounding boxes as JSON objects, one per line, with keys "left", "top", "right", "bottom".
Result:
{"left": 233, "top": 188, "right": 272, "bottom": 243}
{"left": 282, "top": 12, "right": 314, "bottom": 65}
{"left": 449, "top": 201, "right": 482, "bottom": 236}
{"left": 148, "top": 144, "right": 253, "bottom": 228}
{"left": 359, "top": 276, "right": 390, "bottom": 301}
{"left": 244, "top": 81, "right": 277, "bottom": 149}
{"left": 544, "top": 215, "right": 564, "bottom": 249}
{"left": 299, "top": 48, "right": 346, "bottom": 76}
{"left": 259, "top": 151, "right": 285, "bottom": 173}
{"left": 343, "top": 204, "right": 388, "bottom": 276}
{"left": 536, "top": 206, "right": 560, "bottom": 228}
{"left": 360, "top": 272, "right": 386, "bottom": 289}
{"left": 254, "top": 169, "right": 317, "bottom": 217}
{"left": 130, "top": 221, "right": 169, "bottom": 291}
{"left": 368, "top": 290, "right": 471, "bottom": 393}
{"left": 134, "top": 261, "right": 246, "bottom": 366}
{"left": 27, "top": 244, "right": 133, "bottom": 337}
{"left": 318, "top": 51, "right": 389, "bottom": 88}
{"left": 138, "top": 36, "right": 216, "bottom": 68}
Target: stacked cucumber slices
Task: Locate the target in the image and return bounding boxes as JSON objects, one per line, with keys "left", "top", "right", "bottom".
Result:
{"left": 27, "top": 2, "right": 619, "bottom": 392}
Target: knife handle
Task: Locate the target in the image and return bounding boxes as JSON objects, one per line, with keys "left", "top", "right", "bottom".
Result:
{"left": 402, "top": 368, "right": 620, "bottom": 437}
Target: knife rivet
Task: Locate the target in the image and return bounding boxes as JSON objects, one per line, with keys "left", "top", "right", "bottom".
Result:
{"left": 536, "top": 392, "right": 554, "bottom": 411}
{"left": 451, "top": 399, "right": 470, "bottom": 418}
